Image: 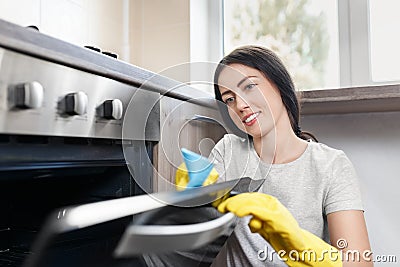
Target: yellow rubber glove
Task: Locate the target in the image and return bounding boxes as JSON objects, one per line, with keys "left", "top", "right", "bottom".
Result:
{"left": 175, "top": 162, "right": 219, "bottom": 191}
{"left": 218, "top": 193, "right": 342, "bottom": 267}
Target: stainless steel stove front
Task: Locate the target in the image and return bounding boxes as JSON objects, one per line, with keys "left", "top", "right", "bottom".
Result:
{"left": 0, "top": 47, "right": 159, "bottom": 141}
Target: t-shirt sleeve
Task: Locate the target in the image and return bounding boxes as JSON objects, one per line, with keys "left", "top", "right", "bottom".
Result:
{"left": 324, "top": 151, "right": 364, "bottom": 215}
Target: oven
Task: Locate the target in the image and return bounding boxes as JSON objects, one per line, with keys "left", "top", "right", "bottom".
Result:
{"left": 0, "top": 43, "right": 157, "bottom": 266}
{"left": 0, "top": 20, "right": 238, "bottom": 267}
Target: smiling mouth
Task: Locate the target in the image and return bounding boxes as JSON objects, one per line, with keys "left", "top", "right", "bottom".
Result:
{"left": 242, "top": 112, "right": 261, "bottom": 125}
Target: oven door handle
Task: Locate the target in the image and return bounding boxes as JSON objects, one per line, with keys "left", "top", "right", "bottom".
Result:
{"left": 113, "top": 212, "right": 236, "bottom": 256}
{"left": 188, "top": 114, "right": 221, "bottom": 125}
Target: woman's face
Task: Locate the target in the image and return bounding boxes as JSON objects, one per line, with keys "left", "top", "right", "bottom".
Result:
{"left": 217, "top": 64, "right": 286, "bottom": 139}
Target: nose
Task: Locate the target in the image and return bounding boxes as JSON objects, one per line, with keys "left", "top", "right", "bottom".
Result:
{"left": 235, "top": 96, "right": 249, "bottom": 112}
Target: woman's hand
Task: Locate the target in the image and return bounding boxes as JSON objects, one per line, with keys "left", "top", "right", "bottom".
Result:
{"left": 175, "top": 162, "right": 219, "bottom": 191}
{"left": 218, "top": 192, "right": 343, "bottom": 267}
{"left": 175, "top": 148, "right": 219, "bottom": 191}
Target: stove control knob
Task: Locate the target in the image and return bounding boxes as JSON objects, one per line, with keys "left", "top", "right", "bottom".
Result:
{"left": 65, "top": 92, "right": 88, "bottom": 115}
{"left": 102, "top": 99, "right": 123, "bottom": 120}
{"left": 14, "top": 81, "right": 44, "bottom": 109}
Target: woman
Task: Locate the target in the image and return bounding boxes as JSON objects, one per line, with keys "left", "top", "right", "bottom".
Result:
{"left": 209, "top": 45, "right": 372, "bottom": 266}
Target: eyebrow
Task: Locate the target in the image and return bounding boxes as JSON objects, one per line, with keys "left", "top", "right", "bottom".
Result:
{"left": 220, "top": 90, "right": 232, "bottom": 98}
{"left": 220, "top": 75, "right": 259, "bottom": 98}
{"left": 237, "top": 75, "right": 258, "bottom": 87}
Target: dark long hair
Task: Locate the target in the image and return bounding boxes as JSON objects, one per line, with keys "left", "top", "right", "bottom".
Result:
{"left": 214, "top": 45, "right": 317, "bottom": 142}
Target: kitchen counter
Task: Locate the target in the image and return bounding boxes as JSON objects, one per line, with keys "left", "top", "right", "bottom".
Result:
{"left": 0, "top": 19, "right": 216, "bottom": 109}
{"left": 300, "top": 84, "right": 400, "bottom": 115}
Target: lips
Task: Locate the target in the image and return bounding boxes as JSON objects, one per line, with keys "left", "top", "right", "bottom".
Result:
{"left": 242, "top": 112, "right": 260, "bottom": 126}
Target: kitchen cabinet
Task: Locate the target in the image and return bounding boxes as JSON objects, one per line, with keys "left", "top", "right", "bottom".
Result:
{"left": 154, "top": 96, "right": 226, "bottom": 192}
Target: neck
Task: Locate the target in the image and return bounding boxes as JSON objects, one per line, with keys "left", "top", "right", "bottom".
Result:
{"left": 252, "top": 113, "right": 307, "bottom": 164}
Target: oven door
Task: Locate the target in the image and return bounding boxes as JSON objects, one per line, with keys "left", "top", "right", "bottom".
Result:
{"left": 23, "top": 180, "right": 240, "bottom": 267}
{"left": 0, "top": 135, "right": 152, "bottom": 267}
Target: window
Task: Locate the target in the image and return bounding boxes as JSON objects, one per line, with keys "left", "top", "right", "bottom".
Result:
{"left": 223, "top": 0, "right": 400, "bottom": 90}
{"left": 369, "top": 0, "right": 400, "bottom": 82}
{"left": 224, "top": 0, "right": 339, "bottom": 90}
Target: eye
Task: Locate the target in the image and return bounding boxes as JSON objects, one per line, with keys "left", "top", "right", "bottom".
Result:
{"left": 244, "top": 83, "right": 257, "bottom": 90}
{"left": 224, "top": 97, "right": 235, "bottom": 105}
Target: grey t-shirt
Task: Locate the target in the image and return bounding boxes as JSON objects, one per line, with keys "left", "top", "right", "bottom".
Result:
{"left": 209, "top": 134, "right": 363, "bottom": 267}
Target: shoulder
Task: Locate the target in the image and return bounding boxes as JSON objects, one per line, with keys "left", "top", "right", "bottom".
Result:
{"left": 307, "top": 141, "right": 349, "bottom": 166}
{"left": 302, "top": 141, "right": 356, "bottom": 179}
{"left": 211, "top": 134, "right": 253, "bottom": 159}
{"left": 214, "top": 134, "right": 249, "bottom": 150}
{"left": 308, "top": 141, "right": 343, "bottom": 155}
{"left": 306, "top": 142, "right": 358, "bottom": 188}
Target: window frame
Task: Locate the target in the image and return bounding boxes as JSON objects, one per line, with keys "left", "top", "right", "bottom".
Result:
{"left": 190, "top": 0, "right": 400, "bottom": 114}
{"left": 219, "top": 0, "right": 400, "bottom": 88}
{"left": 338, "top": 0, "right": 372, "bottom": 87}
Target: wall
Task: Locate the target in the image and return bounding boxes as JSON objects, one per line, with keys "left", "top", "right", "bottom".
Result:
{"left": 0, "top": 0, "right": 195, "bottom": 82}
{"left": 301, "top": 111, "right": 400, "bottom": 263}
{"left": 0, "top": 0, "right": 125, "bottom": 58}
{"left": 129, "top": 0, "right": 190, "bottom": 79}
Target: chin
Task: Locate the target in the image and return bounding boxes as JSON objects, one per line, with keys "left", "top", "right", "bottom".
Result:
{"left": 243, "top": 128, "right": 261, "bottom": 138}
{"left": 249, "top": 127, "right": 275, "bottom": 139}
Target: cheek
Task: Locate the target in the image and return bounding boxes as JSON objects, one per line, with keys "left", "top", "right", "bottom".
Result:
{"left": 268, "top": 98, "right": 285, "bottom": 123}
{"left": 256, "top": 90, "right": 283, "bottom": 123}
{"left": 228, "top": 108, "right": 242, "bottom": 124}
{"left": 227, "top": 109, "right": 244, "bottom": 128}
{"left": 260, "top": 104, "right": 282, "bottom": 131}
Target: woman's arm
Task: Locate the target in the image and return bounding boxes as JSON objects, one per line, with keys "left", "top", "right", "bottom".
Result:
{"left": 328, "top": 210, "right": 373, "bottom": 266}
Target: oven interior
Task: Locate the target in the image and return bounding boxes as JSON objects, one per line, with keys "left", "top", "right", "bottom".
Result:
{"left": 0, "top": 134, "right": 152, "bottom": 267}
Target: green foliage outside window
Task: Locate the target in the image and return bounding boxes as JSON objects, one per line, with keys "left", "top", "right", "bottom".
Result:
{"left": 225, "top": 0, "right": 330, "bottom": 90}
